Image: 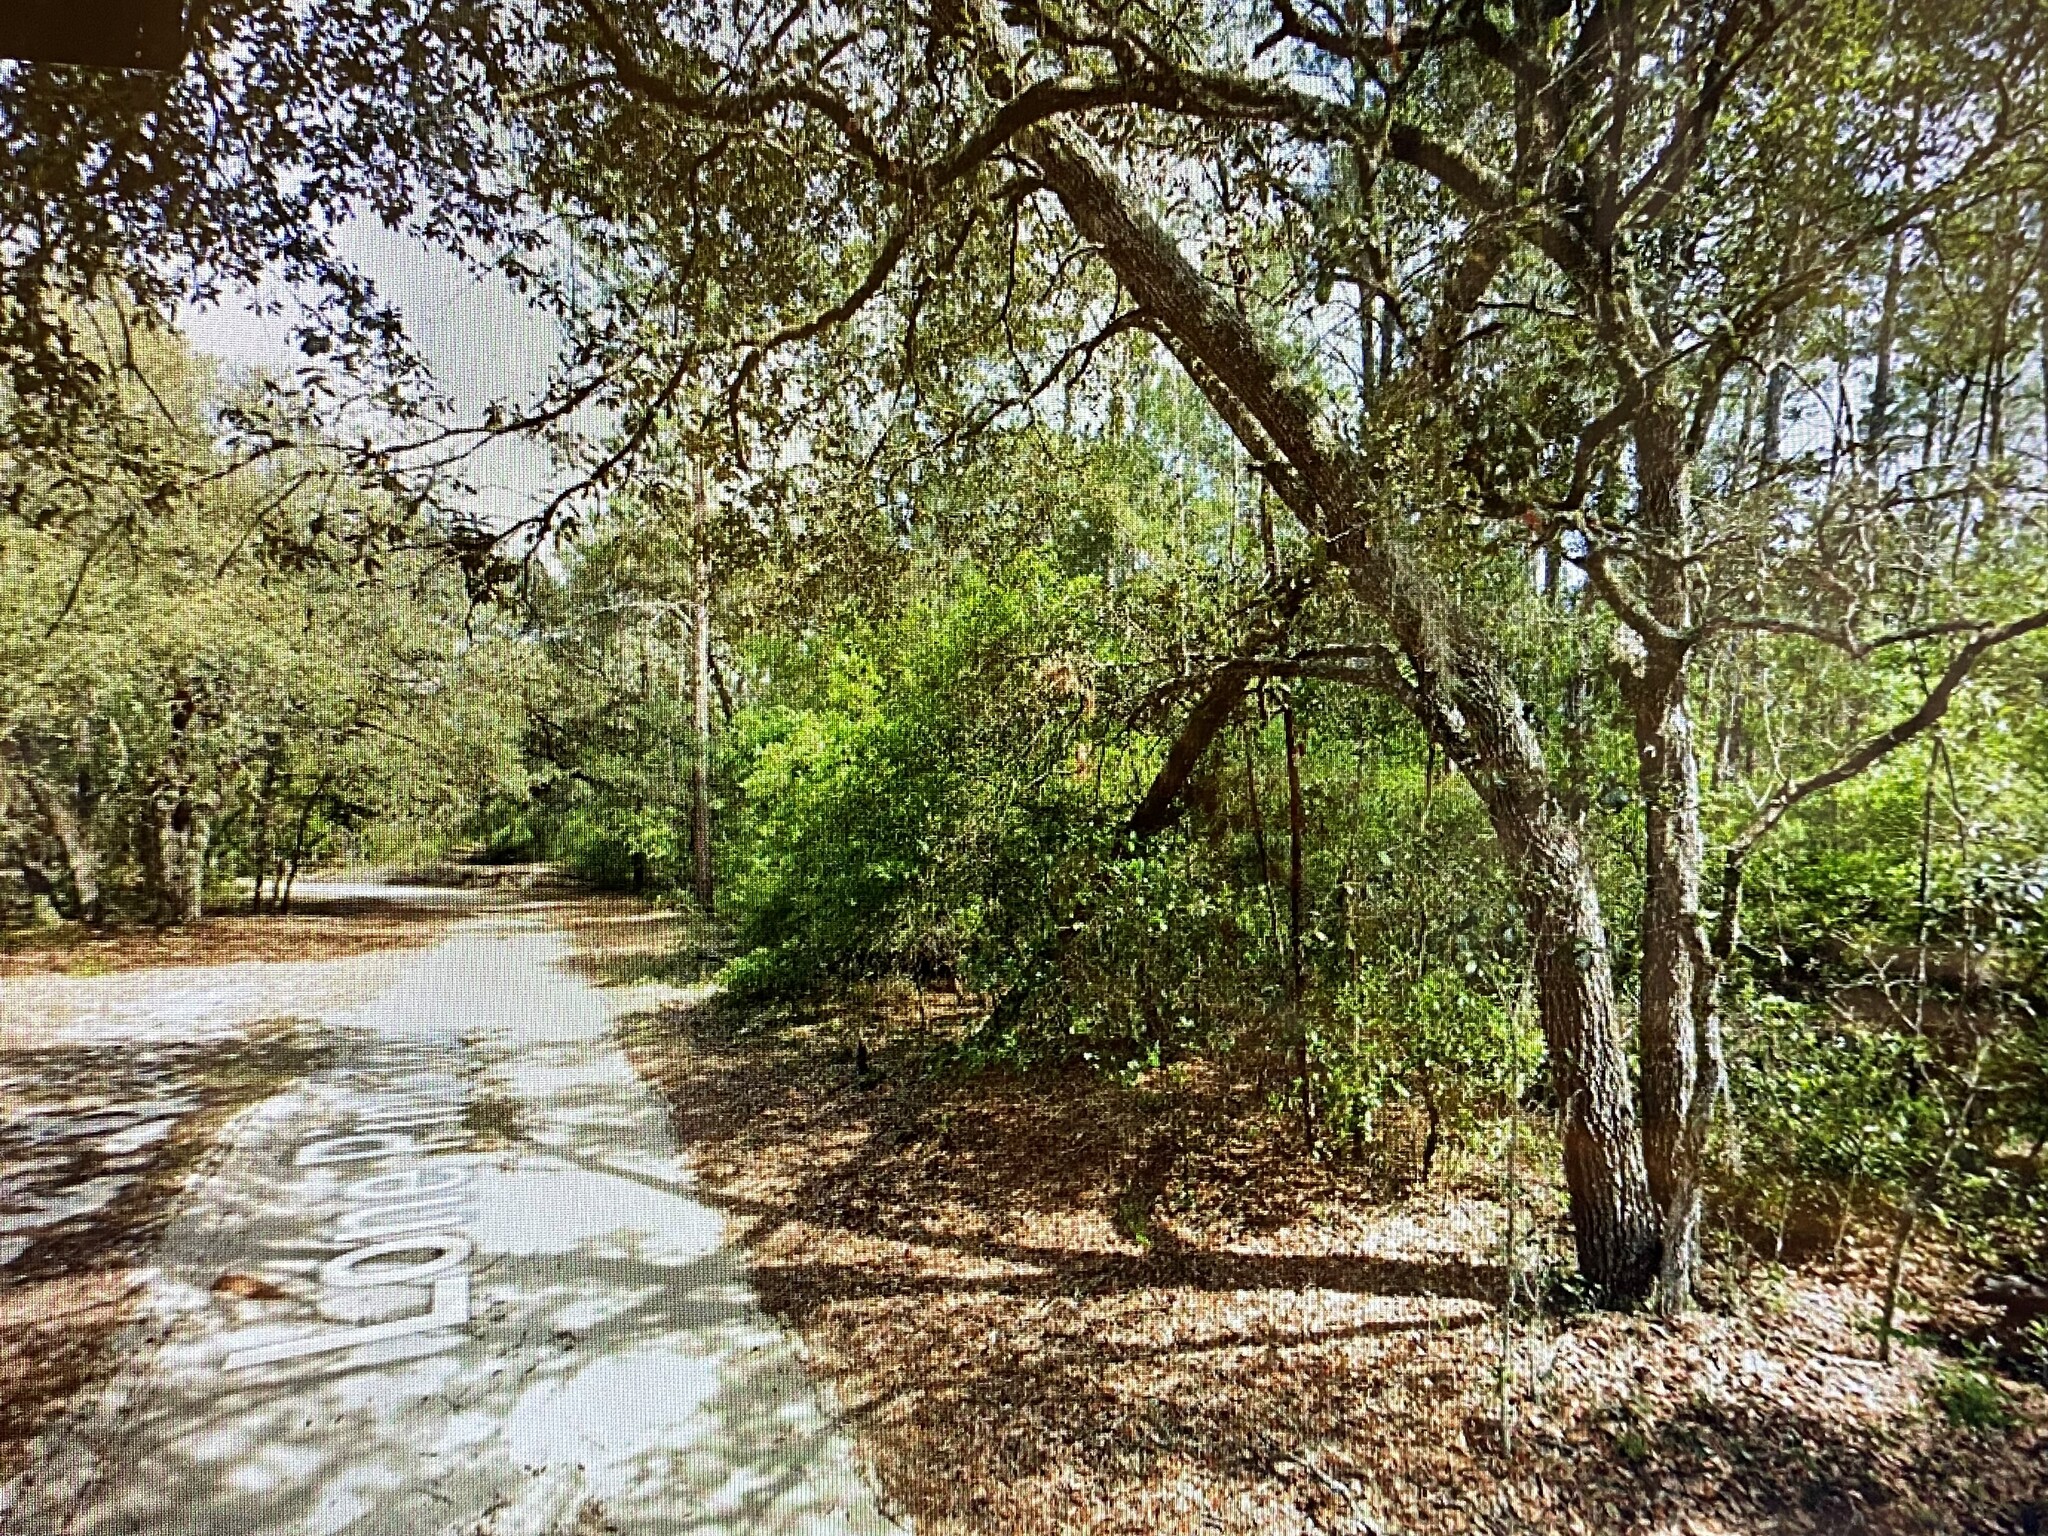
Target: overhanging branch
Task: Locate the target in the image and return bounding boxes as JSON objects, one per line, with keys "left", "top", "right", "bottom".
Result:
{"left": 1725, "top": 610, "right": 2048, "bottom": 863}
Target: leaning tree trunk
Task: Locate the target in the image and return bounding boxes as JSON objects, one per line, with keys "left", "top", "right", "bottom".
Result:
{"left": 25, "top": 772, "right": 99, "bottom": 922}
{"left": 979, "top": 29, "right": 1664, "bottom": 1300}
{"left": 1451, "top": 672, "right": 1663, "bottom": 1303}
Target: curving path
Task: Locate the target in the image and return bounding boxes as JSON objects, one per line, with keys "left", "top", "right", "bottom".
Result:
{"left": 10, "top": 900, "right": 899, "bottom": 1536}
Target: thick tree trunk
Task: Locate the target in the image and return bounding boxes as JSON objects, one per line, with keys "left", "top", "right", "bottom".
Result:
{"left": 25, "top": 772, "right": 99, "bottom": 922}
{"left": 1456, "top": 695, "right": 1662, "bottom": 1303}
{"left": 177, "top": 809, "right": 209, "bottom": 923}
{"left": 1631, "top": 667, "right": 1701, "bottom": 1215}
{"left": 984, "top": 43, "right": 1662, "bottom": 1301}
{"left": 1625, "top": 402, "right": 1727, "bottom": 1312}
{"left": 141, "top": 684, "right": 212, "bottom": 925}
{"left": 144, "top": 787, "right": 208, "bottom": 924}
{"left": 1630, "top": 659, "right": 1722, "bottom": 1309}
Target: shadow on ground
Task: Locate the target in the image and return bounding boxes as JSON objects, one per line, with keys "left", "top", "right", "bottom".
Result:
{"left": 617, "top": 990, "right": 2048, "bottom": 1536}
{"left": 21, "top": 913, "right": 895, "bottom": 1536}
{"left": 0, "top": 1025, "right": 329, "bottom": 1486}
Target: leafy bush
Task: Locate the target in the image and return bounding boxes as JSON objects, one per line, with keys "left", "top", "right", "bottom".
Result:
{"left": 718, "top": 562, "right": 1117, "bottom": 1008}
{"left": 1929, "top": 1364, "right": 2016, "bottom": 1431}
{"left": 1321, "top": 963, "right": 1537, "bottom": 1172}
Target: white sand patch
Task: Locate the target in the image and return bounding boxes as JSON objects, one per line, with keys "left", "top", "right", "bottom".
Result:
{"left": 16, "top": 909, "right": 899, "bottom": 1536}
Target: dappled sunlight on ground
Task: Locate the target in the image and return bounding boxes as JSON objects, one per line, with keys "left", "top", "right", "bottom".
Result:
{"left": 5, "top": 895, "right": 900, "bottom": 1535}
{"left": 618, "top": 990, "right": 2048, "bottom": 1536}
{"left": 0, "top": 947, "right": 399, "bottom": 1499}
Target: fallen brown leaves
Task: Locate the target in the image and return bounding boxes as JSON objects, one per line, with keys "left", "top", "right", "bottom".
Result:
{"left": 614, "top": 986, "right": 2048, "bottom": 1536}
{"left": 554, "top": 898, "right": 721, "bottom": 990}
{"left": 210, "top": 1271, "right": 288, "bottom": 1301}
{"left": 0, "top": 897, "right": 454, "bottom": 977}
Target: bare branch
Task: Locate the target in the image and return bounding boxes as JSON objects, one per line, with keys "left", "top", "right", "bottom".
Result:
{"left": 1575, "top": 545, "right": 1686, "bottom": 645}
{"left": 1127, "top": 577, "right": 1317, "bottom": 836}
{"left": 1703, "top": 614, "right": 1985, "bottom": 657}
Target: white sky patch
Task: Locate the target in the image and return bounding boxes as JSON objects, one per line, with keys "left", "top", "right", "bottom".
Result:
{"left": 179, "top": 220, "right": 593, "bottom": 533}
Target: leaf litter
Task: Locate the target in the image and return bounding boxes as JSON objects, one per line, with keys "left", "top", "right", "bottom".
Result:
{"left": 609, "top": 970, "right": 2047, "bottom": 1536}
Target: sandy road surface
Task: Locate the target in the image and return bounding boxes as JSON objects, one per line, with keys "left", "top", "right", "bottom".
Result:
{"left": 3, "top": 895, "right": 898, "bottom": 1536}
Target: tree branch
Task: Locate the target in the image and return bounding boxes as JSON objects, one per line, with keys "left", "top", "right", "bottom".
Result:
{"left": 1725, "top": 611, "right": 2048, "bottom": 861}
{"left": 1127, "top": 577, "right": 1316, "bottom": 837}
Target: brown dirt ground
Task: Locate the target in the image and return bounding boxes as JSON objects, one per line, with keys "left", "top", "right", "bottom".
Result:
{"left": 0, "top": 896, "right": 456, "bottom": 978}
{"left": 575, "top": 908, "right": 2048, "bottom": 1536}
{"left": 0, "top": 1023, "right": 332, "bottom": 1490}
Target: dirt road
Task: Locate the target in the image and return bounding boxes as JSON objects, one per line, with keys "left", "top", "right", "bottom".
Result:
{"left": 2, "top": 893, "right": 897, "bottom": 1535}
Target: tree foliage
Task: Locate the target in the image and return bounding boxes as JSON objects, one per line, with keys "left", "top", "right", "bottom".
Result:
{"left": 4, "top": 0, "right": 2046, "bottom": 1316}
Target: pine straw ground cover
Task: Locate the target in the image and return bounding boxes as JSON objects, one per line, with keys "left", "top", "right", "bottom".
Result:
{"left": 598, "top": 944, "right": 2048, "bottom": 1536}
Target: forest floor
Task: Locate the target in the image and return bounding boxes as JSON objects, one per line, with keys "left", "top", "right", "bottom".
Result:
{"left": 580, "top": 907, "right": 2048, "bottom": 1536}
{"left": 0, "top": 887, "right": 459, "bottom": 977}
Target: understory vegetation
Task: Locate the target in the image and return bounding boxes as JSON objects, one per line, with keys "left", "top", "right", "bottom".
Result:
{"left": 4, "top": 0, "right": 2048, "bottom": 1488}
{"left": 522, "top": 383, "right": 2048, "bottom": 1384}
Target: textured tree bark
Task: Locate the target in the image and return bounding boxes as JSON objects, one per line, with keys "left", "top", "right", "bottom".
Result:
{"left": 1127, "top": 676, "right": 1246, "bottom": 838}
{"left": 144, "top": 787, "right": 207, "bottom": 924}
{"left": 176, "top": 807, "right": 209, "bottom": 924}
{"left": 25, "top": 771, "right": 99, "bottom": 922}
{"left": 1449, "top": 672, "right": 1662, "bottom": 1302}
{"left": 984, "top": 60, "right": 1661, "bottom": 1300}
{"left": 1129, "top": 579, "right": 1310, "bottom": 839}
{"left": 1623, "top": 400, "right": 1726, "bottom": 1313}
{"left": 142, "top": 685, "right": 210, "bottom": 924}
{"left": 1630, "top": 658, "right": 1722, "bottom": 1310}
{"left": 1631, "top": 666, "right": 1701, "bottom": 1212}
